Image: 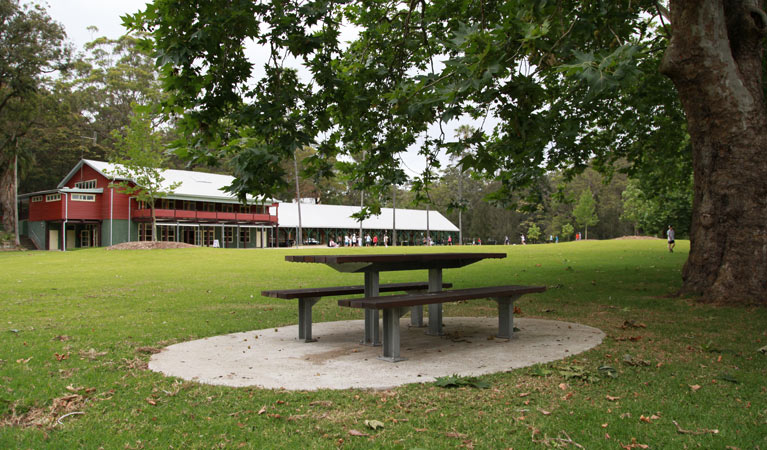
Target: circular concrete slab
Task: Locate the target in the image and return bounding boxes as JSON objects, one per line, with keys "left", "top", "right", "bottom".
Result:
{"left": 149, "top": 317, "right": 604, "bottom": 391}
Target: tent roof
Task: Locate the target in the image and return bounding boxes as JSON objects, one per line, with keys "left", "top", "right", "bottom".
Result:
{"left": 276, "top": 202, "right": 458, "bottom": 232}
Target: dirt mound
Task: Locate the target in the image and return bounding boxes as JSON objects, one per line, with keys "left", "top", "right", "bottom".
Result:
{"left": 613, "top": 235, "right": 661, "bottom": 240}
{"left": 106, "top": 241, "right": 197, "bottom": 250}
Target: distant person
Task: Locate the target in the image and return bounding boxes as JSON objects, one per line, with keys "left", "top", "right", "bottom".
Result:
{"left": 520, "top": 234, "right": 526, "bottom": 245}
{"left": 384, "top": 234, "right": 389, "bottom": 247}
{"left": 365, "top": 233, "right": 371, "bottom": 246}
{"left": 373, "top": 235, "right": 378, "bottom": 246}
{"left": 504, "top": 235, "right": 510, "bottom": 245}
{"left": 555, "top": 235, "right": 559, "bottom": 243}
{"left": 447, "top": 235, "right": 452, "bottom": 246}
{"left": 477, "top": 238, "right": 482, "bottom": 245}
{"left": 667, "top": 225, "right": 675, "bottom": 253}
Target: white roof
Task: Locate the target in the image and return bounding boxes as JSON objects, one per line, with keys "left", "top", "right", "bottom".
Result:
{"left": 60, "top": 159, "right": 274, "bottom": 204}
{"left": 276, "top": 202, "right": 458, "bottom": 232}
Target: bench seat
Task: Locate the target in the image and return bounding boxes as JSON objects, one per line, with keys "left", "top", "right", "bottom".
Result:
{"left": 338, "top": 285, "right": 546, "bottom": 362}
{"left": 261, "top": 282, "right": 452, "bottom": 342}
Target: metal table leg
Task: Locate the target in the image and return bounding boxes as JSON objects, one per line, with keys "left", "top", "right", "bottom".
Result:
{"left": 298, "top": 297, "right": 320, "bottom": 342}
{"left": 494, "top": 295, "right": 520, "bottom": 339}
{"left": 379, "top": 307, "right": 408, "bottom": 362}
{"left": 405, "top": 289, "right": 426, "bottom": 327}
{"left": 362, "top": 271, "right": 381, "bottom": 346}
{"left": 426, "top": 268, "right": 444, "bottom": 336}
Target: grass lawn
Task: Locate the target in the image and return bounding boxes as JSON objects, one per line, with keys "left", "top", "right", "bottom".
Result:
{"left": 0, "top": 240, "right": 765, "bottom": 448}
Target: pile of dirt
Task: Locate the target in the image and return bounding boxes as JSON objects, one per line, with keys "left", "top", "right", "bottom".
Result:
{"left": 106, "top": 241, "right": 197, "bottom": 250}
{"left": 613, "top": 235, "right": 661, "bottom": 240}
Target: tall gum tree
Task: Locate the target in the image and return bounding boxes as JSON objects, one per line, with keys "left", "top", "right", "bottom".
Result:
{"left": 660, "top": 1, "right": 767, "bottom": 303}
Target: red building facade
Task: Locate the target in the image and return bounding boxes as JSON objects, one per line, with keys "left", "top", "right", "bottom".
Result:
{"left": 20, "top": 160, "right": 279, "bottom": 250}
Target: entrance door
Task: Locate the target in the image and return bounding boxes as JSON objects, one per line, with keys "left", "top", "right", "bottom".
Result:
{"left": 49, "top": 229, "right": 59, "bottom": 250}
{"left": 66, "top": 229, "right": 76, "bottom": 250}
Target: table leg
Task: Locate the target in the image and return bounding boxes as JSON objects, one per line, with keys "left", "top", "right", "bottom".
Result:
{"left": 362, "top": 271, "right": 381, "bottom": 346}
{"left": 494, "top": 295, "right": 520, "bottom": 339}
{"left": 379, "top": 307, "right": 408, "bottom": 362}
{"left": 426, "top": 268, "right": 444, "bottom": 336}
{"left": 298, "top": 297, "right": 320, "bottom": 342}
{"left": 405, "top": 289, "right": 426, "bottom": 327}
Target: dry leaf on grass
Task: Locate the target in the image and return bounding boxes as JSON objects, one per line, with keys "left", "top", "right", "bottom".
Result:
{"left": 445, "top": 431, "right": 468, "bottom": 438}
{"left": 348, "top": 429, "right": 369, "bottom": 437}
{"left": 79, "top": 348, "right": 107, "bottom": 360}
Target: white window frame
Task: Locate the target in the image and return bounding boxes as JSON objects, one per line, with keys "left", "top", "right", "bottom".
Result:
{"left": 74, "top": 179, "right": 97, "bottom": 189}
{"left": 71, "top": 194, "right": 96, "bottom": 202}
{"left": 31, "top": 195, "right": 43, "bottom": 202}
{"left": 46, "top": 194, "right": 61, "bottom": 202}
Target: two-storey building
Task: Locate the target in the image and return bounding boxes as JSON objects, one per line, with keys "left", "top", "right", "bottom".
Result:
{"left": 19, "top": 159, "right": 279, "bottom": 250}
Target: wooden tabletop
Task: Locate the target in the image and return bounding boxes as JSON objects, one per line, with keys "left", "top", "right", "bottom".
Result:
{"left": 285, "top": 252, "right": 506, "bottom": 273}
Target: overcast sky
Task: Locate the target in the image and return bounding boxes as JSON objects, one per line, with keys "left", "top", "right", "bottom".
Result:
{"left": 44, "top": 1, "right": 472, "bottom": 177}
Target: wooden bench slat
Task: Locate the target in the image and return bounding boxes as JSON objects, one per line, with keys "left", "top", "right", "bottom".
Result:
{"left": 340, "top": 285, "right": 546, "bottom": 309}
{"left": 261, "top": 282, "right": 452, "bottom": 299}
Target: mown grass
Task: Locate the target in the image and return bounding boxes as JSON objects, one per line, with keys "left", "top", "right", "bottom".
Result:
{"left": 0, "top": 240, "right": 765, "bottom": 449}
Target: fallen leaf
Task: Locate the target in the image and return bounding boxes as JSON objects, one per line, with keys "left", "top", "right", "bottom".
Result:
{"left": 348, "top": 429, "right": 369, "bottom": 437}
{"left": 602, "top": 423, "right": 608, "bottom": 428}
{"left": 537, "top": 408, "right": 551, "bottom": 416}
{"left": 558, "top": 383, "right": 568, "bottom": 391}
{"left": 146, "top": 398, "right": 157, "bottom": 406}
{"left": 54, "top": 353, "right": 69, "bottom": 361}
{"left": 16, "top": 357, "right": 32, "bottom": 364}
{"left": 689, "top": 384, "right": 701, "bottom": 392}
{"left": 309, "top": 401, "right": 333, "bottom": 407}
{"left": 257, "top": 406, "right": 267, "bottom": 415}
{"left": 518, "top": 392, "right": 530, "bottom": 397}
{"left": 414, "top": 428, "right": 428, "bottom": 432}
{"left": 445, "top": 432, "right": 468, "bottom": 438}
{"left": 606, "top": 395, "right": 621, "bottom": 401}
{"left": 640, "top": 415, "right": 652, "bottom": 423}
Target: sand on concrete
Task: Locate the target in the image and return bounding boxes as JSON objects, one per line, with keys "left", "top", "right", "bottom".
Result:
{"left": 149, "top": 317, "right": 604, "bottom": 391}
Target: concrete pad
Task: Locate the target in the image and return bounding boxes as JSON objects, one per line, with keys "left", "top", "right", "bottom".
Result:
{"left": 149, "top": 317, "right": 604, "bottom": 391}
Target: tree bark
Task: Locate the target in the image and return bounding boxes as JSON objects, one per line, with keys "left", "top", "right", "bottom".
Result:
{"left": 661, "top": 0, "right": 767, "bottom": 304}
{"left": 0, "top": 162, "right": 15, "bottom": 235}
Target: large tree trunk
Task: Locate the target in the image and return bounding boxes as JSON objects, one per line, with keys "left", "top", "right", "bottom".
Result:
{"left": 661, "top": 0, "right": 767, "bottom": 304}
{"left": 0, "top": 162, "right": 15, "bottom": 235}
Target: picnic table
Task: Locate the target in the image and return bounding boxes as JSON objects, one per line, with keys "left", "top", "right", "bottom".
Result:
{"left": 286, "top": 253, "right": 506, "bottom": 341}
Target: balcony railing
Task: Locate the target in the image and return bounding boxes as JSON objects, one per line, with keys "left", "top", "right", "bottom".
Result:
{"left": 133, "top": 208, "right": 277, "bottom": 224}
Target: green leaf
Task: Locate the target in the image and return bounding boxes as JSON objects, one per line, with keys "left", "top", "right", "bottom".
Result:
{"left": 718, "top": 373, "right": 739, "bottom": 384}
{"left": 434, "top": 374, "right": 490, "bottom": 389}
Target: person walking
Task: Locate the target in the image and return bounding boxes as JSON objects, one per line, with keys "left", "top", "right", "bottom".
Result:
{"left": 667, "top": 225, "right": 675, "bottom": 253}
{"left": 447, "top": 235, "right": 452, "bottom": 246}
{"left": 384, "top": 234, "right": 388, "bottom": 247}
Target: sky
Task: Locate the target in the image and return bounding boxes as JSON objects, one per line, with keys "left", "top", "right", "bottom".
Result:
{"left": 44, "top": 1, "right": 474, "bottom": 178}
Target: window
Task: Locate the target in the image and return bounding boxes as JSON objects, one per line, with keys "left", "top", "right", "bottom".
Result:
{"left": 31, "top": 195, "right": 43, "bottom": 202}
{"left": 205, "top": 203, "right": 216, "bottom": 212}
{"left": 74, "top": 179, "right": 97, "bottom": 189}
{"left": 46, "top": 194, "right": 61, "bottom": 202}
{"left": 71, "top": 194, "right": 96, "bottom": 202}
{"left": 239, "top": 228, "right": 250, "bottom": 243}
{"left": 161, "top": 199, "right": 175, "bottom": 209}
{"left": 239, "top": 204, "right": 250, "bottom": 213}
{"left": 159, "top": 225, "right": 175, "bottom": 242}
{"left": 183, "top": 201, "right": 196, "bottom": 211}
{"left": 224, "top": 227, "right": 233, "bottom": 243}
{"left": 222, "top": 204, "right": 234, "bottom": 213}
{"left": 138, "top": 223, "right": 153, "bottom": 241}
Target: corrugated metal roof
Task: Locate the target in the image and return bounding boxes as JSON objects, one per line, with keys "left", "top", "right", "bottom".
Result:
{"left": 66, "top": 160, "right": 275, "bottom": 204}
{"left": 276, "top": 202, "right": 458, "bottom": 232}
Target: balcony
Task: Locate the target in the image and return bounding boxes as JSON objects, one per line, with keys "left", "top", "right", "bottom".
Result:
{"left": 133, "top": 208, "right": 277, "bottom": 224}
